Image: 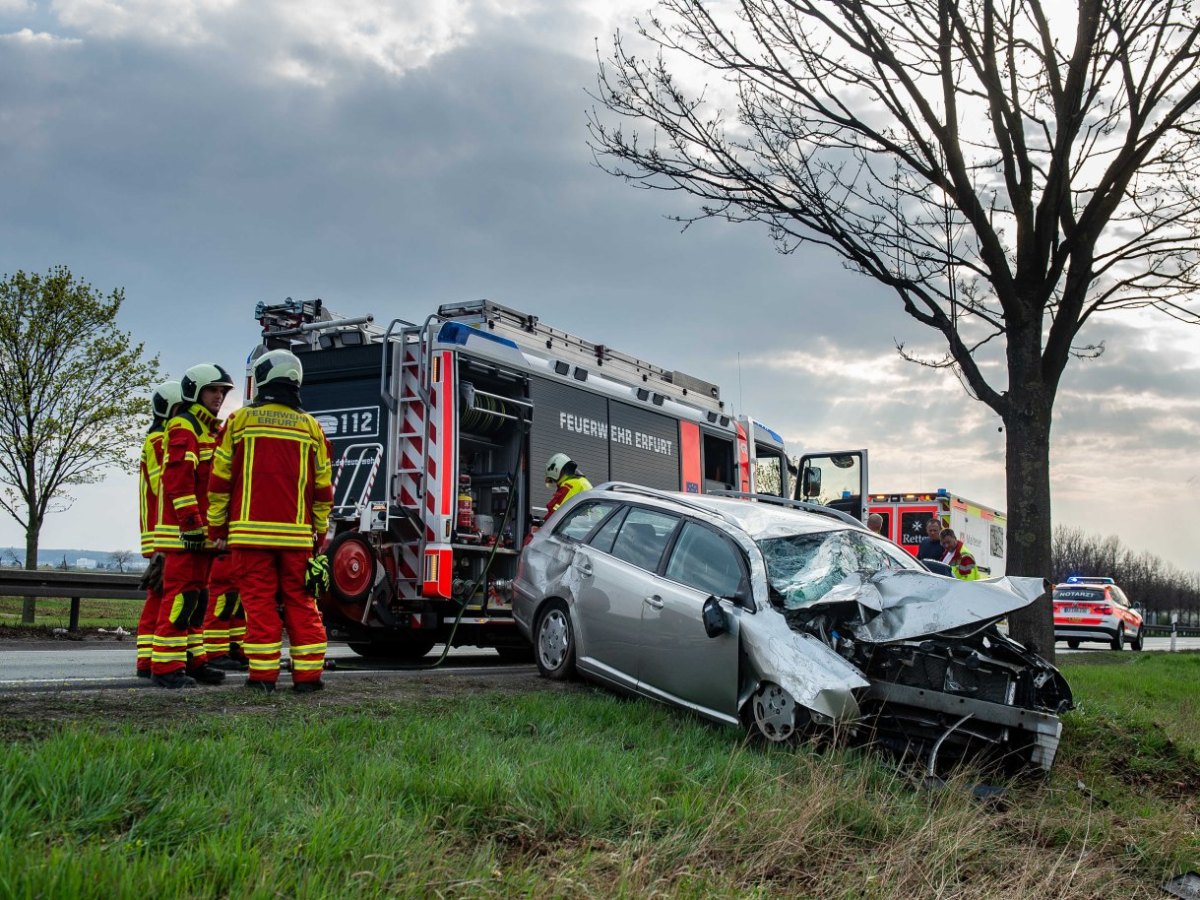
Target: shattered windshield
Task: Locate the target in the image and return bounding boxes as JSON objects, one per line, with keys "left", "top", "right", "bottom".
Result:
{"left": 758, "top": 530, "right": 920, "bottom": 608}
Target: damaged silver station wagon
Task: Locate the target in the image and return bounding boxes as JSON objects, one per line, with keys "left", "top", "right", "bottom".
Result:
{"left": 513, "top": 485, "right": 1074, "bottom": 772}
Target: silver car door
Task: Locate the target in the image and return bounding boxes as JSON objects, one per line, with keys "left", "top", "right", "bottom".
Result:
{"left": 574, "top": 507, "right": 681, "bottom": 687}
{"left": 637, "top": 521, "right": 744, "bottom": 722}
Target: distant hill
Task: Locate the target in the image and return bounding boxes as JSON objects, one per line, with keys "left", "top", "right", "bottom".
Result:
{"left": 0, "top": 547, "right": 148, "bottom": 572}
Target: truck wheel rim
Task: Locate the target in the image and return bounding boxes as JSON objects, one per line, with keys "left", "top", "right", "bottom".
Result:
{"left": 333, "top": 539, "right": 372, "bottom": 598}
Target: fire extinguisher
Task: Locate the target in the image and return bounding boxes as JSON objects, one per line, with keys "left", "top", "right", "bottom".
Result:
{"left": 457, "top": 473, "right": 476, "bottom": 533}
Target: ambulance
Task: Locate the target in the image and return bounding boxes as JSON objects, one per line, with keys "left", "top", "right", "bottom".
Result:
{"left": 867, "top": 489, "right": 1007, "bottom": 576}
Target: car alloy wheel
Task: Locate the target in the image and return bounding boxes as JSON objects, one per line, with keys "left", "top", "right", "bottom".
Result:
{"left": 1111, "top": 628, "right": 1125, "bottom": 651}
{"left": 1131, "top": 627, "right": 1144, "bottom": 651}
{"left": 535, "top": 602, "right": 576, "bottom": 681}
{"left": 750, "top": 682, "right": 797, "bottom": 742}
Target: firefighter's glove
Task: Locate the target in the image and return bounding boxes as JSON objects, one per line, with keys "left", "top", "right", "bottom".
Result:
{"left": 180, "top": 529, "right": 207, "bottom": 552}
{"left": 139, "top": 553, "right": 165, "bottom": 592}
{"left": 305, "top": 554, "right": 330, "bottom": 597}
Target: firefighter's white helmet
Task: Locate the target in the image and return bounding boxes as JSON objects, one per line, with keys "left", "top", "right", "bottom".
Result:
{"left": 151, "top": 380, "right": 184, "bottom": 420}
{"left": 181, "top": 363, "right": 235, "bottom": 403}
{"left": 545, "top": 452, "right": 573, "bottom": 486}
{"left": 252, "top": 348, "right": 304, "bottom": 391}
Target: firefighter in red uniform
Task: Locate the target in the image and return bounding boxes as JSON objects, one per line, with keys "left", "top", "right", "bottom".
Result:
{"left": 544, "top": 453, "right": 592, "bottom": 519}
{"left": 150, "top": 363, "right": 235, "bottom": 689}
{"left": 208, "top": 348, "right": 334, "bottom": 693}
{"left": 134, "top": 380, "right": 183, "bottom": 678}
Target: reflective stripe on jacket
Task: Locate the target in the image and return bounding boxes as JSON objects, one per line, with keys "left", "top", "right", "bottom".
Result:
{"left": 138, "top": 426, "right": 165, "bottom": 558}
{"left": 207, "top": 402, "right": 334, "bottom": 549}
{"left": 155, "top": 404, "right": 222, "bottom": 551}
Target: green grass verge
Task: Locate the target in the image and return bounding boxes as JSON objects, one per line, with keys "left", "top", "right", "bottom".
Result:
{"left": 1, "top": 659, "right": 1197, "bottom": 897}
{"left": 0, "top": 595, "right": 140, "bottom": 630}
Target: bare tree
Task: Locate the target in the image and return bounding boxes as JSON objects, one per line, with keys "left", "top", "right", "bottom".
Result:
{"left": 108, "top": 549, "right": 135, "bottom": 573}
{"left": 589, "top": 0, "right": 1200, "bottom": 656}
{"left": 0, "top": 266, "right": 161, "bottom": 622}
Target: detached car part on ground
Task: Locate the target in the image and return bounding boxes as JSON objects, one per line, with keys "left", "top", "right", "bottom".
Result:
{"left": 514, "top": 486, "right": 1073, "bottom": 773}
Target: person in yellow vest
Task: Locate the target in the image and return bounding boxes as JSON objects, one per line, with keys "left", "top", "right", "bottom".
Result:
{"left": 940, "top": 528, "right": 982, "bottom": 581}
{"left": 544, "top": 453, "right": 592, "bottom": 520}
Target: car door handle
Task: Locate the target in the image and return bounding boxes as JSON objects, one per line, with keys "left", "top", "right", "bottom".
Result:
{"left": 644, "top": 595, "right": 664, "bottom": 609}
{"left": 574, "top": 557, "right": 593, "bottom": 577}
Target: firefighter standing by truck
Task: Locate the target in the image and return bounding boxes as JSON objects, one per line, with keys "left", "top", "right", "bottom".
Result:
{"left": 207, "top": 348, "right": 334, "bottom": 693}
{"left": 543, "top": 453, "right": 592, "bottom": 519}
{"left": 150, "top": 364, "right": 235, "bottom": 689}
{"left": 134, "top": 380, "right": 183, "bottom": 678}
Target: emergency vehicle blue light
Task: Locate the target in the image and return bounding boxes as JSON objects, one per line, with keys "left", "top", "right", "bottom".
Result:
{"left": 761, "top": 424, "right": 784, "bottom": 442}
{"left": 437, "top": 322, "right": 519, "bottom": 350}
{"left": 936, "top": 488, "right": 948, "bottom": 497}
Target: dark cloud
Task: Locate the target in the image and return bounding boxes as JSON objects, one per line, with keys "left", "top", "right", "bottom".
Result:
{"left": 0, "top": 3, "right": 1197, "bottom": 570}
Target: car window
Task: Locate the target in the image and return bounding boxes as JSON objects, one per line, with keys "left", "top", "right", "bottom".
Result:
{"left": 664, "top": 521, "right": 747, "bottom": 599}
{"left": 608, "top": 507, "right": 680, "bottom": 572}
{"left": 553, "top": 500, "right": 619, "bottom": 542}
{"left": 757, "top": 528, "right": 922, "bottom": 609}
{"left": 587, "top": 506, "right": 628, "bottom": 554}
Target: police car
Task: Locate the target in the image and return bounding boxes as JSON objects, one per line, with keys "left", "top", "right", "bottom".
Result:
{"left": 1053, "top": 576, "right": 1144, "bottom": 651}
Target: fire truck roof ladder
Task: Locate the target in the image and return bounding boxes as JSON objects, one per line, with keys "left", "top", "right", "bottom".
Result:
{"left": 436, "top": 300, "right": 724, "bottom": 414}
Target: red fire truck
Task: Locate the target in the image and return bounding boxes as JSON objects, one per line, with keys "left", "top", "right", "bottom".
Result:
{"left": 251, "top": 299, "right": 867, "bottom": 659}
{"left": 867, "top": 489, "right": 1007, "bottom": 576}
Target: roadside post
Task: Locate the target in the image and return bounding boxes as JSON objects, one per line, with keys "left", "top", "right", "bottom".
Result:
{"left": 1170, "top": 613, "right": 1178, "bottom": 653}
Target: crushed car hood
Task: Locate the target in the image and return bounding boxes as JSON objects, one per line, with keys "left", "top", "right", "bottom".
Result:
{"left": 850, "top": 572, "right": 1046, "bottom": 643}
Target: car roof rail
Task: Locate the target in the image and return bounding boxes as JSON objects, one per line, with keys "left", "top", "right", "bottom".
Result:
{"left": 592, "top": 482, "right": 740, "bottom": 525}
{"left": 705, "top": 490, "right": 867, "bottom": 529}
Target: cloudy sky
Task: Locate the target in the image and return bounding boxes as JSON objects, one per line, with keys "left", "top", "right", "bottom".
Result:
{"left": 2, "top": 1, "right": 1198, "bottom": 573}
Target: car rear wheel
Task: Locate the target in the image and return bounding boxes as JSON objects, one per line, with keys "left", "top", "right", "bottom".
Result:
{"left": 534, "top": 602, "right": 576, "bottom": 680}
{"left": 1067, "top": 639, "right": 1080, "bottom": 649}
{"left": 749, "top": 682, "right": 797, "bottom": 743}
{"left": 1111, "top": 628, "right": 1125, "bottom": 651}
{"left": 1131, "top": 627, "right": 1145, "bottom": 651}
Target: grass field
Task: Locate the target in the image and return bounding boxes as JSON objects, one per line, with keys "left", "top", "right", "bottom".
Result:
{"left": 0, "top": 596, "right": 140, "bottom": 631}
{"left": 0, "top": 654, "right": 1197, "bottom": 897}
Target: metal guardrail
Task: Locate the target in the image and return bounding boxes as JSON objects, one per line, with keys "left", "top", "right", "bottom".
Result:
{"left": 0, "top": 569, "right": 144, "bottom": 632}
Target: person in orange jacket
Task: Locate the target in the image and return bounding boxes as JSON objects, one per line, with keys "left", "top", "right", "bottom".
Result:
{"left": 150, "top": 363, "right": 235, "bottom": 689}
{"left": 208, "top": 348, "right": 334, "bottom": 693}
{"left": 134, "top": 380, "right": 183, "bottom": 678}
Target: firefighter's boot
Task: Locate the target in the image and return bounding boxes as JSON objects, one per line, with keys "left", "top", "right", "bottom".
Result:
{"left": 151, "top": 670, "right": 198, "bottom": 690}
{"left": 188, "top": 664, "right": 227, "bottom": 685}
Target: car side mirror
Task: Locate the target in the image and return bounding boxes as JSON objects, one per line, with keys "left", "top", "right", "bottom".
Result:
{"left": 801, "top": 466, "right": 822, "bottom": 500}
{"left": 702, "top": 595, "right": 728, "bottom": 638}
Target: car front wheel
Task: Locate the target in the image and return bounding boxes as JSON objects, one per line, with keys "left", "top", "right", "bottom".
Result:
{"left": 1067, "top": 639, "right": 1080, "bottom": 650}
{"left": 1131, "top": 627, "right": 1145, "bottom": 652}
{"left": 535, "top": 601, "right": 576, "bottom": 681}
{"left": 1111, "top": 628, "right": 1125, "bottom": 651}
{"left": 748, "top": 682, "right": 798, "bottom": 743}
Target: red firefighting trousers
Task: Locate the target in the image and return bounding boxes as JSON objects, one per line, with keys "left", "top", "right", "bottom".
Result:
{"left": 136, "top": 586, "right": 164, "bottom": 674}
{"left": 151, "top": 551, "right": 212, "bottom": 676}
{"left": 234, "top": 548, "right": 326, "bottom": 685}
{"left": 203, "top": 552, "right": 246, "bottom": 660}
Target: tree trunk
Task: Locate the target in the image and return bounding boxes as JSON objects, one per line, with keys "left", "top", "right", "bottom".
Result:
{"left": 1002, "top": 385, "right": 1056, "bottom": 662}
{"left": 21, "top": 525, "right": 38, "bottom": 624}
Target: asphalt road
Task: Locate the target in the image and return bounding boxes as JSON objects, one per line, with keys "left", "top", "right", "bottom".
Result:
{"left": 0, "top": 641, "right": 532, "bottom": 692}
{"left": 1, "top": 636, "right": 1196, "bottom": 692}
